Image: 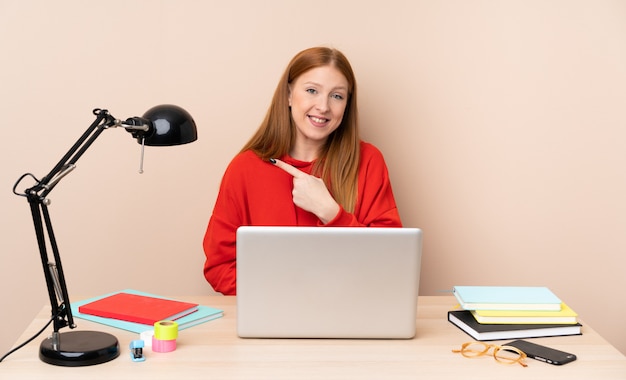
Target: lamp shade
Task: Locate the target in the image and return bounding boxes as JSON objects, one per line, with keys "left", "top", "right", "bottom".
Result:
{"left": 139, "top": 104, "right": 198, "bottom": 146}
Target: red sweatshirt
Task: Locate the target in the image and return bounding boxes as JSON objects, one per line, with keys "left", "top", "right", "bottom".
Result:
{"left": 202, "top": 141, "right": 402, "bottom": 295}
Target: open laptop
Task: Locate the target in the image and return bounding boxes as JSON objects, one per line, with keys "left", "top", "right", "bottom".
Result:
{"left": 236, "top": 226, "right": 422, "bottom": 339}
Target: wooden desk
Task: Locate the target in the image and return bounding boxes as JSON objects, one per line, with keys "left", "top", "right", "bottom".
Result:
{"left": 1, "top": 296, "right": 625, "bottom": 379}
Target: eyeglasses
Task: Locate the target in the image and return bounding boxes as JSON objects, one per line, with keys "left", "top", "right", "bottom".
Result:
{"left": 452, "top": 341, "right": 528, "bottom": 367}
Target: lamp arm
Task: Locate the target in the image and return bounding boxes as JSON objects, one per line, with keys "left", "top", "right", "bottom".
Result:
{"left": 20, "top": 109, "right": 122, "bottom": 335}
{"left": 37, "top": 109, "right": 115, "bottom": 198}
{"left": 27, "top": 197, "right": 73, "bottom": 333}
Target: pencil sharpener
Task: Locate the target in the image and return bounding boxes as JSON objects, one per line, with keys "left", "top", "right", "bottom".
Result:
{"left": 129, "top": 339, "right": 146, "bottom": 362}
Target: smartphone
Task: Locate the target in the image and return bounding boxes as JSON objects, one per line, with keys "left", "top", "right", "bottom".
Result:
{"left": 504, "top": 340, "right": 577, "bottom": 365}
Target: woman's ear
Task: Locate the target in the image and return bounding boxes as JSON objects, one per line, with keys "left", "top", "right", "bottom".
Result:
{"left": 287, "top": 84, "right": 292, "bottom": 107}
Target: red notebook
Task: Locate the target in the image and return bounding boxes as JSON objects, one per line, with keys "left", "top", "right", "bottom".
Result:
{"left": 78, "top": 292, "right": 199, "bottom": 325}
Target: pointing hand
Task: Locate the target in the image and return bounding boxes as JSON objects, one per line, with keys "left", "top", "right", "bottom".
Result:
{"left": 271, "top": 158, "right": 340, "bottom": 224}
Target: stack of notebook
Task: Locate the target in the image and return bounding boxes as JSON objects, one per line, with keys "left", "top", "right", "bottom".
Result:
{"left": 447, "top": 286, "right": 582, "bottom": 341}
{"left": 72, "top": 289, "right": 224, "bottom": 333}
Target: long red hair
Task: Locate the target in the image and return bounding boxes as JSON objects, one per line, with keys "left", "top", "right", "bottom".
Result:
{"left": 241, "top": 47, "right": 360, "bottom": 212}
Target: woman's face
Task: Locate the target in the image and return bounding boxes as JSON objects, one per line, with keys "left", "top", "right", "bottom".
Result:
{"left": 288, "top": 65, "right": 349, "bottom": 151}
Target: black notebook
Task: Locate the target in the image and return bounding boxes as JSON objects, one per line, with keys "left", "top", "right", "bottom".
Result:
{"left": 448, "top": 310, "right": 582, "bottom": 341}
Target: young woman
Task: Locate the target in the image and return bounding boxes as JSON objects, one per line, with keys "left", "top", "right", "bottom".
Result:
{"left": 203, "top": 47, "right": 402, "bottom": 295}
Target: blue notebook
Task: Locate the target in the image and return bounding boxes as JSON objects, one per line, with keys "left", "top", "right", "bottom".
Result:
{"left": 453, "top": 286, "right": 562, "bottom": 311}
{"left": 71, "top": 289, "right": 223, "bottom": 333}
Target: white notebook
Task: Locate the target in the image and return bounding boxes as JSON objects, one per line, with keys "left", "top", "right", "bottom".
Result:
{"left": 236, "top": 226, "right": 422, "bottom": 339}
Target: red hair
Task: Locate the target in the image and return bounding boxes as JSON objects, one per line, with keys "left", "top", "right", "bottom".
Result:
{"left": 241, "top": 47, "right": 360, "bottom": 212}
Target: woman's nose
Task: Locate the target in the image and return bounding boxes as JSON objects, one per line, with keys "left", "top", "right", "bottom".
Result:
{"left": 315, "top": 96, "right": 330, "bottom": 112}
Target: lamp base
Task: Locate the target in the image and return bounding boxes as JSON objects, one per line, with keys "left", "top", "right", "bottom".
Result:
{"left": 39, "top": 330, "right": 120, "bottom": 366}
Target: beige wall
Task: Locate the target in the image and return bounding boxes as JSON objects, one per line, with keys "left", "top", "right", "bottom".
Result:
{"left": 1, "top": 0, "right": 625, "bottom": 357}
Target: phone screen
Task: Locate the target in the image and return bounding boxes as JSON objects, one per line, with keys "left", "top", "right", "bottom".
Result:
{"left": 504, "top": 340, "right": 577, "bottom": 365}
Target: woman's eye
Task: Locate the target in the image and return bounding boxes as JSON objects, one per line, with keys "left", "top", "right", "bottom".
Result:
{"left": 332, "top": 94, "right": 344, "bottom": 100}
{"left": 306, "top": 88, "right": 317, "bottom": 94}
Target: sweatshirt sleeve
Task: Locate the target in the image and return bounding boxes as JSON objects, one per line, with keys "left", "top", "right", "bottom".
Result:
{"left": 203, "top": 212, "right": 237, "bottom": 295}
{"left": 325, "top": 142, "right": 402, "bottom": 227}
{"left": 202, "top": 158, "right": 244, "bottom": 296}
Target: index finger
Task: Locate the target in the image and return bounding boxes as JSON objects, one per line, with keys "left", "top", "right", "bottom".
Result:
{"left": 270, "top": 158, "right": 306, "bottom": 178}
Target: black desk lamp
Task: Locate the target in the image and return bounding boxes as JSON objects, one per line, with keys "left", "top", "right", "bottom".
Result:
{"left": 12, "top": 105, "right": 197, "bottom": 366}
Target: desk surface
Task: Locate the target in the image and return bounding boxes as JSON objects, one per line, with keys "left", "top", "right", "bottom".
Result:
{"left": 1, "top": 296, "right": 625, "bottom": 379}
